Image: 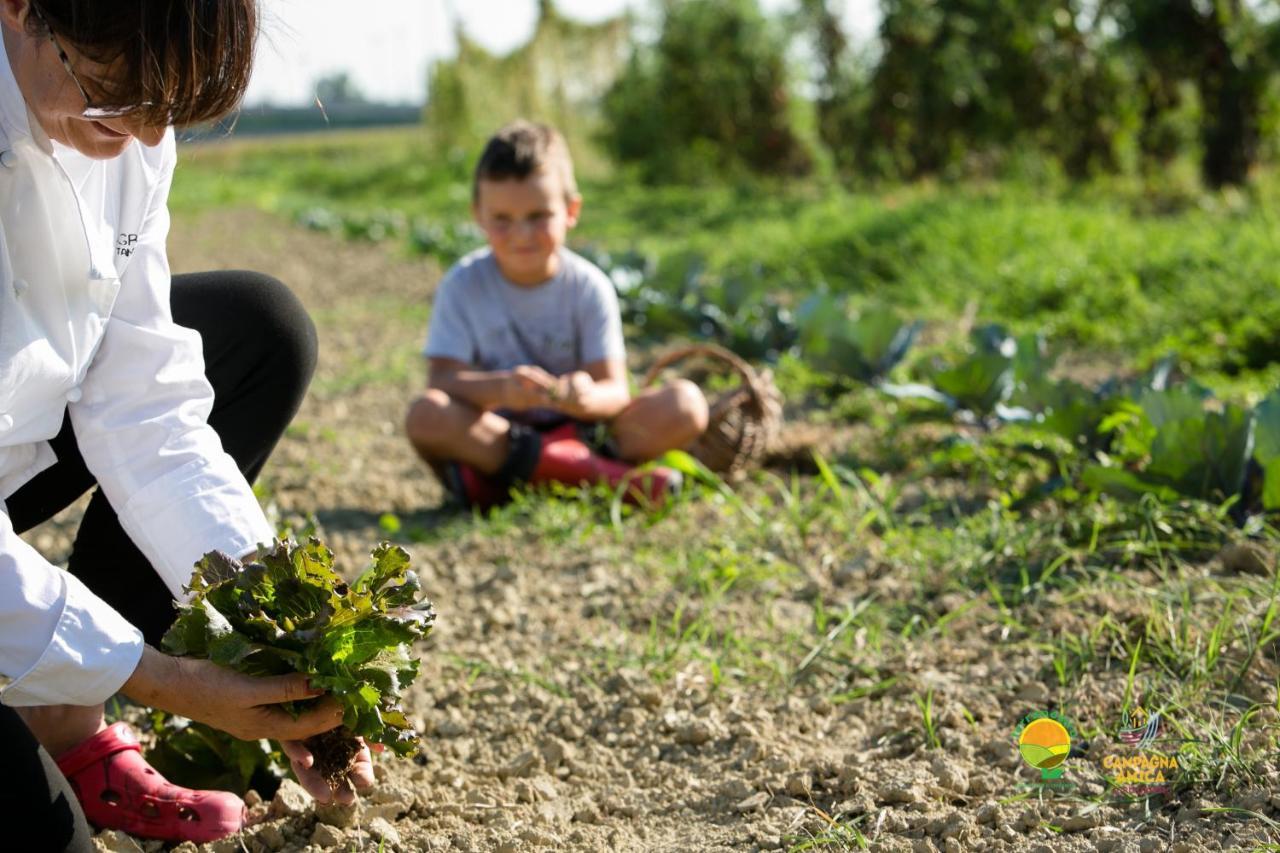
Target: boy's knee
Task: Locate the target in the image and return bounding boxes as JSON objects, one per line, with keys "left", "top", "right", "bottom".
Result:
{"left": 671, "top": 379, "right": 710, "bottom": 435}
{"left": 405, "top": 389, "right": 455, "bottom": 447}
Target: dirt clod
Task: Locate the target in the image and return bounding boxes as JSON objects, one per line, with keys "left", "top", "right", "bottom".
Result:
{"left": 305, "top": 727, "right": 363, "bottom": 791}
{"left": 1061, "top": 811, "right": 1103, "bottom": 832}
{"left": 310, "top": 823, "right": 346, "bottom": 847}
{"left": 93, "top": 830, "right": 144, "bottom": 853}
{"left": 315, "top": 801, "right": 360, "bottom": 828}
{"left": 878, "top": 785, "right": 920, "bottom": 805}
{"left": 269, "top": 778, "right": 311, "bottom": 819}
{"left": 1218, "top": 542, "right": 1272, "bottom": 575}
{"left": 367, "top": 816, "right": 402, "bottom": 847}
{"left": 248, "top": 821, "right": 287, "bottom": 851}
{"left": 930, "top": 756, "right": 969, "bottom": 794}
{"left": 499, "top": 749, "right": 541, "bottom": 779}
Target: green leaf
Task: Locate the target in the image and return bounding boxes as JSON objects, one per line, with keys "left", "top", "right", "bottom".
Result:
{"left": 1138, "top": 386, "right": 1208, "bottom": 431}
{"left": 931, "top": 352, "right": 1014, "bottom": 416}
{"left": 353, "top": 543, "right": 413, "bottom": 597}
{"left": 795, "top": 295, "right": 919, "bottom": 383}
{"left": 188, "top": 551, "right": 243, "bottom": 594}
{"left": 1255, "top": 393, "right": 1280, "bottom": 457}
{"left": 208, "top": 631, "right": 257, "bottom": 669}
{"left": 145, "top": 712, "right": 288, "bottom": 796}
{"left": 1017, "top": 378, "right": 1106, "bottom": 446}
{"left": 1081, "top": 465, "right": 1179, "bottom": 502}
{"left": 1263, "top": 457, "right": 1280, "bottom": 512}
{"left": 1084, "top": 400, "right": 1257, "bottom": 504}
{"left": 1145, "top": 403, "right": 1254, "bottom": 501}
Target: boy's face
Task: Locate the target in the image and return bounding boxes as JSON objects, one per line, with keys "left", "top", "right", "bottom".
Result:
{"left": 473, "top": 170, "right": 582, "bottom": 286}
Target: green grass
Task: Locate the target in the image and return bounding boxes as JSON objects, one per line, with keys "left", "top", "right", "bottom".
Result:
{"left": 175, "top": 127, "right": 1280, "bottom": 385}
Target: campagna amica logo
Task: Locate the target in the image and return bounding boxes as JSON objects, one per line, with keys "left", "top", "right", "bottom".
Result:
{"left": 1014, "top": 710, "right": 1079, "bottom": 786}
{"left": 1109, "top": 704, "right": 1177, "bottom": 797}
{"left": 1104, "top": 753, "right": 1178, "bottom": 797}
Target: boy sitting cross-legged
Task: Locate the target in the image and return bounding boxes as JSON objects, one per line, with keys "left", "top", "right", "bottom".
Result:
{"left": 406, "top": 120, "right": 709, "bottom": 509}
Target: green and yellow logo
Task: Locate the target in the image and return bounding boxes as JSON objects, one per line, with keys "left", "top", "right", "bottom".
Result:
{"left": 1014, "top": 710, "right": 1078, "bottom": 781}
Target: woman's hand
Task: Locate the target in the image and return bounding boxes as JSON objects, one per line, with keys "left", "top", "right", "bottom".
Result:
{"left": 280, "top": 738, "right": 378, "bottom": 804}
{"left": 122, "top": 646, "right": 344, "bottom": 742}
{"left": 504, "top": 366, "right": 557, "bottom": 411}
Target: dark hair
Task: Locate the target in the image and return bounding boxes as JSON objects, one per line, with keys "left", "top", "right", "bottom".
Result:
{"left": 473, "top": 120, "right": 578, "bottom": 203}
{"left": 28, "top": 0, "right": 258, "bottom": 127}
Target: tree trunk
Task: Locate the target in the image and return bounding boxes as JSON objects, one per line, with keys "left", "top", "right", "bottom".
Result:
{"left": 1200, "top": 65, "right": 1262, "bottom": 188}
{"left": 1196, "top": 0, "right": 1263, "bottom": 187}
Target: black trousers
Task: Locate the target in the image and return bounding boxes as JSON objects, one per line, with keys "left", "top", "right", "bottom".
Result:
{"left": 0, "top": 270, "right": 317, "bottom": 851}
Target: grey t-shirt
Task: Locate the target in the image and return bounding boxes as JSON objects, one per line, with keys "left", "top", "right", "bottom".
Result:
{"left": 424, "top": 248, "right": 626, "bottom": 376}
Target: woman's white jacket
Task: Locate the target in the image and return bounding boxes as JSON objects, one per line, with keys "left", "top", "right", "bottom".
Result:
{"left": 0, "top": 47, "right": 274, "bottom": 708}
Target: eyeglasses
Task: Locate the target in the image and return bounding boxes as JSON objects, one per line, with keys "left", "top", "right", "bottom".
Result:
{"left": 31, "top": 3, "right": 153, "bottom": 120}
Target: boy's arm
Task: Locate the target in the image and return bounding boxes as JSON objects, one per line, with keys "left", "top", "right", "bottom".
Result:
{"left": 554, "top": 359, "right": 631, "bottom": 421}
{"left": 429, "top": 358, "right": 557, "bottom": 412}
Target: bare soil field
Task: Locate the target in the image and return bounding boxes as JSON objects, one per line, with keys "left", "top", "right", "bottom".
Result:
{"left": 29, "top": 209, "right": 1278, "bottom": 853}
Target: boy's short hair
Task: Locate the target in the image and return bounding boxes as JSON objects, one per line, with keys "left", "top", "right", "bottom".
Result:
{"left": 473, "top": 120, "right": 579, "bottom": 203}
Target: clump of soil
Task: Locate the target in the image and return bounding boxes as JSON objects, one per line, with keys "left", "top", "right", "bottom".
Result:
{"left": 306, "top": 727, "right": 363, "bottom": 791}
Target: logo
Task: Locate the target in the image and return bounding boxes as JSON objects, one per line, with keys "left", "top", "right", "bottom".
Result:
{"left": 1013, "top": 709, "right": 1079, "bottom": 789}
{"left": 116, "top": 233, "right": 138, "bottom": 257}
{"left": 1108, "top": 704, "right": 1177, "bottom": 798}
{"left": 1104, "top": 753, "right": 1178, "bottom": 797}
{"left": 1117, "top": 705, "right": 1161, "bottom": 749}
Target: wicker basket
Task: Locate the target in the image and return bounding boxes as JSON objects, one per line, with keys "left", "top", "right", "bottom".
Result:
{"left": 642, "top": 343, "right": 783, "bottom": 479}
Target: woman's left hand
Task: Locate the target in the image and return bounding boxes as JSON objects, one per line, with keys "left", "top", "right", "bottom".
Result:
{"left": 280, "top": 737, "right": 379, "bottom": 804}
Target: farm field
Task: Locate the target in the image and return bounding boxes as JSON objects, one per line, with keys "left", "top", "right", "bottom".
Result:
{"left": 35, "top": 129, "right": 1280, "bottom": 852}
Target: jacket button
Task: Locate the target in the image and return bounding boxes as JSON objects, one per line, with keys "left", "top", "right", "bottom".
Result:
{"left": 12, "top": 278, "right": 27, "bottom": 296}
{"left": 66, "top": 387, "right": 83, "bottom": 403}
{"left": 0, "top": 414, "right": 12, "bottom": 430}
{"left": 0, "top": 150, "right": 14, "bottom": 168}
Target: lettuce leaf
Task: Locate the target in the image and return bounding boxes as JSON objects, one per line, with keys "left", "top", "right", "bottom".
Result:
{"left": 162, "top": 539, "right": 434, "bottom": 757}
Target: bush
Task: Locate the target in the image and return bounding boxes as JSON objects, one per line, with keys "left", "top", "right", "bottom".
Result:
{"left": 600, "top": 0, "right": 812, "bottom": 182}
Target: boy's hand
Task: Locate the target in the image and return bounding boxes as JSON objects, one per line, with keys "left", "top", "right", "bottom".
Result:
{"left": 552, "top": 371, "right": 595, "bottom": 417}
{"left": 504, "top": 366, "right": 557, "bottom": 411}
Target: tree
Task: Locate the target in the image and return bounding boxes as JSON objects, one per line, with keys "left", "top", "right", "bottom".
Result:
{"left": 425, "top": 2, "right": 629, "bottom": 154}
{"left": 1112, "top": 0, "right": 1280, "bottom": 187}
{"left": 600, "top": 0, "right": 812, "bottom": 181}
{"left": 857, "top": 0, "right": 1136, "bottom": 179}
{"left": 795, "top": 0, "right": 868, "bottom": 175}
{"left": 314, "top": 72, "right": 366, "bottom": 109}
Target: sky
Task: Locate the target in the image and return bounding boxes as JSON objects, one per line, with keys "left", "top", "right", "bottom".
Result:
{"left": 246, "top": 0, "right": 880, "bottom": 107}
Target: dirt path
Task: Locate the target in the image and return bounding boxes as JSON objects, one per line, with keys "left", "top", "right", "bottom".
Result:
{"left": 28, "top": 209, "right": 1277, "bottom": 852}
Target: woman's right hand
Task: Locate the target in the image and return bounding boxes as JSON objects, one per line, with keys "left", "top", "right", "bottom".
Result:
{"left": 122, "top": 645, "right": 344, "bottom": 742}
{"left": 504, "top": 365, "right": 557, "bottom": 411}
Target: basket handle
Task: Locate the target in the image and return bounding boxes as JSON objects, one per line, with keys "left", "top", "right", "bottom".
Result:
{"left": 641, "top": 343, "right": 770, "bottom": 416}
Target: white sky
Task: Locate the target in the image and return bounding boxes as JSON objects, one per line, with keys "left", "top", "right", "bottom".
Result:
{"left": 246, "top": 0, "right": 880, "bottom": 106}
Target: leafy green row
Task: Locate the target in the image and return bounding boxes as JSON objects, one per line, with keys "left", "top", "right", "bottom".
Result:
{"left": 869, "top": 323, "right": 1280, "bottom": 514}
{"left": 297, "top": 206, "right": 484, "bottom": 264}
{"left": 578, "top": 245, "right": 1280, "bottom": 514}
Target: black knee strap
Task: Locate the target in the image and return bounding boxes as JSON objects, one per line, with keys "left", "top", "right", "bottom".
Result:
{"left": 495, "top": 424, "right": 543, "bottom": 487}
